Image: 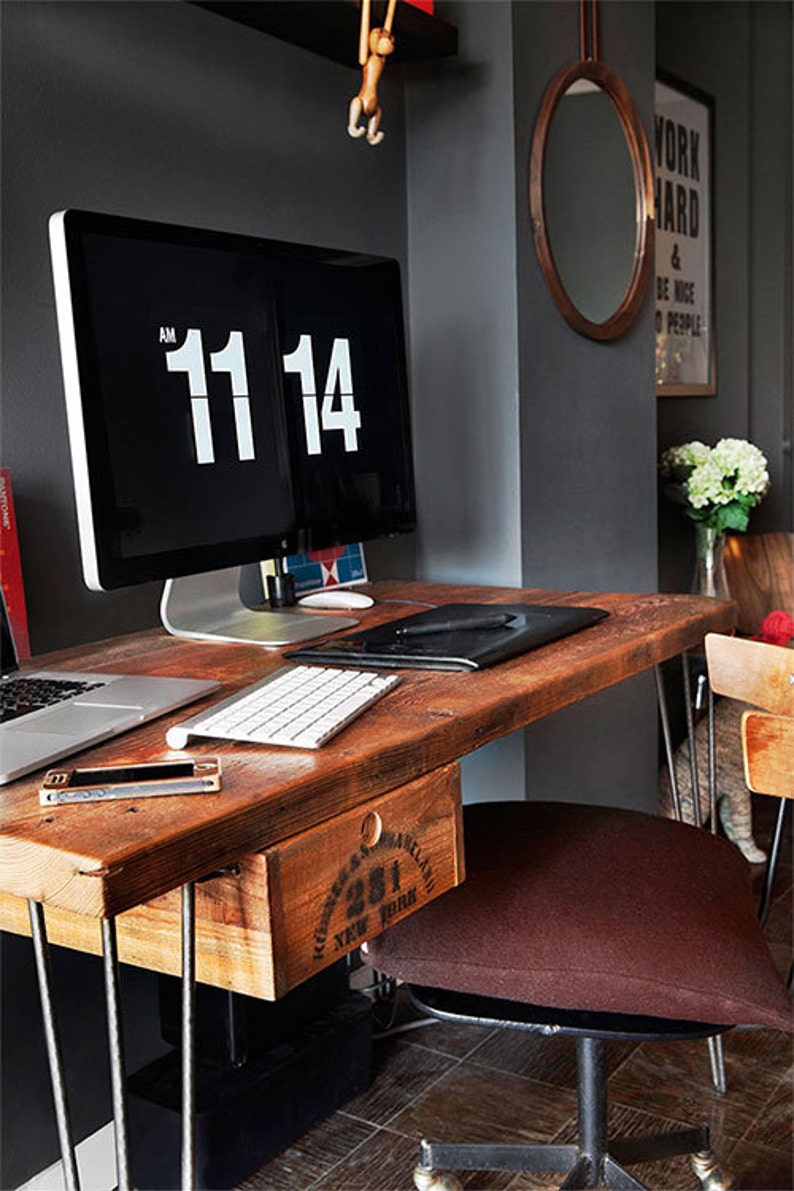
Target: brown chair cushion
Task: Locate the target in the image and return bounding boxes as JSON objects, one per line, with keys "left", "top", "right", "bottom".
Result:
{"left": 365, "top": 802, "right": 792, "bottom": 1032}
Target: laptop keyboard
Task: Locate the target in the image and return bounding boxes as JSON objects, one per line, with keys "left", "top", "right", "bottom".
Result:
{"left": 166, "top": 664, "right": 400, "bottom": 751}
{"left": 0, "top": 676, "right": 103, "bottom": 723}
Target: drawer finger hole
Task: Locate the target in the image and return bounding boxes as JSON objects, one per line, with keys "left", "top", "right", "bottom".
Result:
{"left": 360, "top": 811, "right": 382, "bottom": 847}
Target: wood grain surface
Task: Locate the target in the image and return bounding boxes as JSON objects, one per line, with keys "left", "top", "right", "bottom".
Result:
{"left": 0, "top": 582, "right": 735, "bottom": 918}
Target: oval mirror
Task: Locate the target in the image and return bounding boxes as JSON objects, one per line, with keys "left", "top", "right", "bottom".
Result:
{"left": 529, "top": 59, "right": 654, "bottom": 340}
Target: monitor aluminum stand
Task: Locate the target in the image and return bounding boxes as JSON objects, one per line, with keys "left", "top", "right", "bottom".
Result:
{"left": 160, "top": 567, "right": 358, "bottom": 647}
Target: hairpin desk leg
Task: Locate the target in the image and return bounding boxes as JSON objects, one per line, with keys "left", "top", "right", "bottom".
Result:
{"left": 655, "top": 665, "right": 683, "bottom": 821}
{"left": 182, "top": 881, "right": 196, "bottom": 1190}
{"left": 682, "top": 653, "right": 702, "bottom": 828}
{"left": 27, "top": 899, "right": 80, "bottom": 1191}
{"left": 101, "top": 916, "right": 131, "bottom": 1190}
{"left": 655, "top": 664, "right": 727, "bottom": 1096}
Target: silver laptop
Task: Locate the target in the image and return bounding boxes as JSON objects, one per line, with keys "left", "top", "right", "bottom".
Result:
{"left": 0, "top": 592, "right": 219, "bottom": 785}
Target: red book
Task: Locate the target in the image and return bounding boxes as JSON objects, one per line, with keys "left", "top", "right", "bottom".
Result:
{"left": 404, "top": 1, "right": 434, "bottom": 11}
{"left": 0, "top": 468, "right": 31, "bottom": 658}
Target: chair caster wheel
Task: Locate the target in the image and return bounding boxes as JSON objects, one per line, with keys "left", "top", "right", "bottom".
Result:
{"left": 691, "top": 1149, "right": 736, "bottom": 1190}
{"left": 413, "top": 1165, "right": 463, "bottom": 1191}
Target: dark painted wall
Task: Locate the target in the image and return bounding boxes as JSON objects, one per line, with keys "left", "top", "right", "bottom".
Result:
{"left": 512, "top": 0, "right": 659, "bottom": 811}
{"left": 1, "top": 0, "right": 409, "bottom": 656}
{"left": 1, "top": 2, "right": 409, "bottom": 1182}
{"left": 656, "top": 0, "right": 793, "bottom": 592}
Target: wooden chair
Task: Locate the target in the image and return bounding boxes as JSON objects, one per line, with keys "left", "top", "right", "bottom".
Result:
{"left": 742, "top": 709, "right": 794, "bottom": 802}
{"left": 742, "top": 707, "right": 794, "bottom": 994}
{"left": 365, "top": 795, "right": 792, "bottom": 1190}
{"left": 660, "top": 535, "right": 793, "bottom": 862}
{"left": 705, "top": 633, "right": 794, "bottom": 925}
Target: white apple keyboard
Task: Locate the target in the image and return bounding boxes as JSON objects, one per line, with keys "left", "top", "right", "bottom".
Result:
{"left": 166, "top": 664, "right": 399, "bottom": 751}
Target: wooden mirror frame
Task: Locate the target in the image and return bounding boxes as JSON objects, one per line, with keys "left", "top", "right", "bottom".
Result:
{"left": 529, "top": 58, "right": 654, "bottom": 341}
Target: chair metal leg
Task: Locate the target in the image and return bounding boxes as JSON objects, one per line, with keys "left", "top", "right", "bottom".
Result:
{"left": 181, "top": 881, "right": 197, "bottom": 1191}
{"left": 601, "top": 1156, "right": 647, "bottom": 1190}
{"left": 707, "top": 1034, "right": 727, "bottom": 1094}
{"left": 610, "top": 1124, "right": 710, "bottom": 1167}
{"left": 577, "top": 1036, "right": 607, "bottom": 1175}
{"left": 758, "top": 797, "right": 788, "bottom": 927}
{"left": 28, "top": 899, "right": 80, "bottom": 1191}
{"left": 559, "top": 1154, "right": 597, "bottom": 1189}
{"left": 101, "top": 916, "right": 131, "bottom": 1191}
{"left": 706, "top": 682, "right": 718, "bottom": 831}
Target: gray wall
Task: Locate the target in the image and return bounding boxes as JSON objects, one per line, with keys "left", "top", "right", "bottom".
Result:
{"left": 1, "top": 0, "right": 409, "bottom": 655}
{"left": 2, "top": 2, "right": 410, "bottom": 1182}
{"left": 657, "top": 0, "right": 793, "bottom": 592}
{"left": 403, "top": 1, "right": 659, "bottom": 810}
{"left": 404, "top": 2, "right": 525, "bottom": 802}
{"left": 512, "top": 1, "right": 659, "bottom": 810}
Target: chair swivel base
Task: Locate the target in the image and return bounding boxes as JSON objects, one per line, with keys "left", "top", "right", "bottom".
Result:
{"left": 412, "top": 1128, "right": 734, "bottom": 1191}
{"left": 404, "top": 991, "right": 735, "bottom": 1191}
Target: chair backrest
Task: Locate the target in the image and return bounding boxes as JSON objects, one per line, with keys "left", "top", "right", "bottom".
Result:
{"left": 722, "top": 532, "right": 794, "bottom": 636}
{"left": 705, "top": 633, "right": 794, "bottom": 715}
{"left": 741, "top": 711, "right": 794, "bottom": 800}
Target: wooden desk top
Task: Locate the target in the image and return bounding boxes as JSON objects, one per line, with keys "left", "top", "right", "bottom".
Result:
{"left": 0, "top": 582, "right": 735, "bottom": 918}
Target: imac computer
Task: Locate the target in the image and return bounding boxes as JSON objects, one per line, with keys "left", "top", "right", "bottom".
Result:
{"left": 49, "top": 210, "right": 416, "bottom": 646}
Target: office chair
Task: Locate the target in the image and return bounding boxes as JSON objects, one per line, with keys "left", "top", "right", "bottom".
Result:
{"left": 365, "top": 795, "right": 792, "bottom": 1189}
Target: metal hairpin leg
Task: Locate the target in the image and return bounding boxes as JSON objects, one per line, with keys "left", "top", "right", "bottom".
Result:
{"left": 182, "top": 881, "right": 197, "bottom": 1190}
{"left": 655, "top": 662, "right": 726, "bottom": 1095}
{"left": 681, "top": 653, "right": 702, "bottom": 827}
{"left": 28, "top": 899, "right": 80, "bottom": 1191}
{"left": 101, "top": 917, "right": 131, "bottom": 1190}
{"left": 702, "top": 675, "right": 726, "bottom": 1092}
{"left": 655, "top": 666, "right": 683, "bottom": 822}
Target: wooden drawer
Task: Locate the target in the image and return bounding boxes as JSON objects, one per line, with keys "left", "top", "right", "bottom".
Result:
{"left": 0, "top": 762, "right": 463, "bottom": 999}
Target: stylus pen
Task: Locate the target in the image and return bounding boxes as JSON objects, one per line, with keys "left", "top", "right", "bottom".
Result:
{"left": 397, "top": 613, "right": 516, "bottom": 637}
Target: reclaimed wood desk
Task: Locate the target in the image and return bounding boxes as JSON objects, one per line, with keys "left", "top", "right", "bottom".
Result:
{"left": 0, "top": 581, "right": 736, "bottom": 1189}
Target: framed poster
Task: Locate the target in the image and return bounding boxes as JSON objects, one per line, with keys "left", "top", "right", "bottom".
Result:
{"left": 655, "top": 73, "right": 715, "bottom": 396}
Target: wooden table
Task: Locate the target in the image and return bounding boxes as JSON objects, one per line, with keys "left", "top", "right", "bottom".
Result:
{"left": 0, "top": 581, "right": 736, "bottom": 1189}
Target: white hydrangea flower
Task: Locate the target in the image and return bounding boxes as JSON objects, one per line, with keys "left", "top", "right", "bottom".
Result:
{"left": 660, "top": 437, "right": 770, "bottom": 530}
{"left": 687, "top": 457, "right": 729, "bottom": 508}
{"left": 712, "top": 438, "right": 770, "bottom": 497}
{"left": 660, "top": 441, "right": 710, "bottom": 478}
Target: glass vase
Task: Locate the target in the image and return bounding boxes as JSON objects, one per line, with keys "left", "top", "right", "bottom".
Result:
{"left": 691, "top": 524, "right": 731, "bottom": 600}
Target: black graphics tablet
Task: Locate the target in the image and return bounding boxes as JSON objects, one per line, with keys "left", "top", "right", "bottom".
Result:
{"left": 285, "top": 603, "right": 609, "bottom": 672}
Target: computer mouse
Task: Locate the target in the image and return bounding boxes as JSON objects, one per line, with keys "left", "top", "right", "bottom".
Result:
{"left": 299, "top": 590, "right": 375, "bottom": 610}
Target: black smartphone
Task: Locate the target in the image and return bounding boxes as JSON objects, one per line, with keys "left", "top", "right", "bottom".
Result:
{"left": 39, "top": 757, "right": 222, "bottom": 805}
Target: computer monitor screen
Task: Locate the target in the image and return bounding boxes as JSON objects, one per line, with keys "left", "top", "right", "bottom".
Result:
{"left": 49, "top": 211, "right": 415, "bottom": 639}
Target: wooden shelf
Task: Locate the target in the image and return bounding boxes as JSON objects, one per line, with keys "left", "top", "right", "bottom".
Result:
{"left": 192, "top": 1, "right": 458, "bottom": 68}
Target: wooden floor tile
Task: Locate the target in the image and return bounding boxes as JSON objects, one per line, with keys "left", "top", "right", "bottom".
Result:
{"left": 468, "top": 1029, "right": 640, "bottom": 1090}
{"left": 741, "top": 1069, "right": 794, "bottom": 1151}
{"left": 389, "top": 1062, "right": 578, "bottom": 1148}
{"left": 237, "top": 1111, "right": 376, "bottom": 1189}
{"left": 608, "top": 1036, "right": 783, "bottom": 1142}
{"left": 342, "top": 1037, "right": 457, "bottom": 1128}
{"left": 724, "top": 1137, "right": 794, "bottom": 1191}
{"left": 311, "top": 1126, "right": 424, "bottom": 1190}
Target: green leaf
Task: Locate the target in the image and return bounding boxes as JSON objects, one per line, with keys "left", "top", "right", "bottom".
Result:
{"left": 720, "top": 502, "right": 749, "bottom": 532}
